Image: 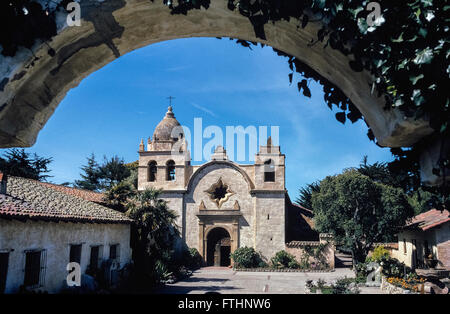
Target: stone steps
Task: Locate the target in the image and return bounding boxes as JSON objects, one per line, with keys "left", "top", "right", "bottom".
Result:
{"left": 335, "top": 252, "right": 353, "bottom": 268}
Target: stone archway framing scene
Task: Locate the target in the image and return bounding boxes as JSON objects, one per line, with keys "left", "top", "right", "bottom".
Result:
{"left": 0, "top": 0, "right": 449, "bottom": 297}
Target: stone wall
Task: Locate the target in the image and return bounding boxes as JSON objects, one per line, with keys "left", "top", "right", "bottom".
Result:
{"left": 437, "top": 241, "right": 450, "bottom": 268}
{"left": 138, "top": 150, "right": 189, "bottom": 191}
{"left": 184, "top": 163, "right": 255, "bottom": 251}
{"left": 380, "top": 277, "right": 420, "bottom": 294}
{"left": 285, "top": 234, "right": 335, "bottom": 269}
{"left": 0, "top": 218, "right": 132, "bottom": 294}
{"left": 254, "top": 192, "right": 286, "bottom": 261}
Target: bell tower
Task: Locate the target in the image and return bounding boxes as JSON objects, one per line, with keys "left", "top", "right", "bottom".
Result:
{"left": 254, "top": 137, "right": 285, "bottom": 191}
{"left": 137, "top": 106, "right": 191, "bottom": 191}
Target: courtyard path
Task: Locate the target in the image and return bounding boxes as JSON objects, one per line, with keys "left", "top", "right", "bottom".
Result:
{"left": 155, "top": 267, "right": 383, "bottom": 294}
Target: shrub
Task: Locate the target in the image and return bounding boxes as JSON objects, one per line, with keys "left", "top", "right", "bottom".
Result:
{"left": 306, "top": 277, "right": 359, "bottom": 294}
{"left": 380, "top": 257, "right": 411, "bottom": 278}
{"left": 154, "top": 259, "right": 173, "bottom": 284}
{"left": 332, "top": 277, "right": 357, "bottom": 294}
{"left": 354, "top": 263, "right": 369, "bottom": 283}
{"left": 358, "top": 256, "right": 412, "bottom": 279}
{"left": 185, "top": 248, "right": 203, "bottom": 270}
{"left": 367, "top": 245, "right": 390, "bottom": 263}
{"left": 230, "top": 247, "right": 264, "bottom": 268}
{"left": 271, "top": 250, "right": 298, "bottom": 269}
{"left": 288, "top": 260, "right": 300, "bottom": 269}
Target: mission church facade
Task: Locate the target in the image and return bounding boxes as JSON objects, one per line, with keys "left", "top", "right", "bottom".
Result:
{"left": 138, "top": 106, "right": 311, "bottom": 266}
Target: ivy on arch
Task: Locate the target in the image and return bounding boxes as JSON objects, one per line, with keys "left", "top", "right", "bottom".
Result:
{"left": 0, "top": 0, "right": 448, "bottom": 203}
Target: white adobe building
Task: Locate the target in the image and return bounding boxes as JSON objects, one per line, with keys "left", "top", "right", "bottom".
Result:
{"left": 0, "top": 174, "right": 132, "bottom": 293}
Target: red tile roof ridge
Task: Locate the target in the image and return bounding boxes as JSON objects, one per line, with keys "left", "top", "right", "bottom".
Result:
{"left": 407, "top": 208, "right": 449, "bottom": 231}
{"left": 1, "top": 176, "right": 131, "bottom": 224}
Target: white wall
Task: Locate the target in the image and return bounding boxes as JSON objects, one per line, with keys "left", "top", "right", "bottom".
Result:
{"left": 395, "top": 224, "right": 450, "bottom": 268}
{"left": 0, "top": 219, "right": 132, "bottom": 293}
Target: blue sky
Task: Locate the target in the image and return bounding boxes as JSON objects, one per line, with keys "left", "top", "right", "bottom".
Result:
{"left": 1, "top": 37, "right": 393, "bottom": 199}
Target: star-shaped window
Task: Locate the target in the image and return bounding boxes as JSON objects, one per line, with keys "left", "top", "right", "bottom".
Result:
{"left": 204, "top": 178, "right": 234, "bottom": 209}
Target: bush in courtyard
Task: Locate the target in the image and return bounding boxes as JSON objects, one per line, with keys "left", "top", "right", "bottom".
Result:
{"left": 154, "top": 259, "right": 174, "bottom": 284}
{"left": 366, "top": 245, "right": 390, "bottom": 263}
{"left": 356, "top": 255, "right": 412, "bottom": 283}
{"left": 271, "top": 250, "right": 299, "bottom": 269}
{"left": 354, "top": 262, "right": 370, "bottom": 283}
{"left": 185, "top": 248, "right": 203, "bottom": 270}
{"left": 306, "top": 277, "right": 359, "bottom": 294}
{"left": 380, "top": 257, "right": 411, "bottom": 278}
{"left": 230, "top": 247, "right": 265, "bottom": 268}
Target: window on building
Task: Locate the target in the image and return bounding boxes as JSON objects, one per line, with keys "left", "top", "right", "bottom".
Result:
{"left": 403, "top": 239, "right": 407, "bottom": 254}
{"left": 24, "top": 249, "right": 46, "bottom": 288}
{"left": 109, "top": 244, "right": 119, "bottom": 260}
{"left": 0, "top": 252, "right": 9, "bottom": 293}
{"left": 148, "top": 161, "right": 157, "bottom": 182}
{"left": 69, "top": 244, "right": 82, "bottom": 264}
{"left": 89, "top": 246, "right": 102, "bottom": 270}
{"left": 264, "top": 159, "right": 275, "bottom": 182}
{"left": 166, "top": 160, "right": 175, "bottom": 181}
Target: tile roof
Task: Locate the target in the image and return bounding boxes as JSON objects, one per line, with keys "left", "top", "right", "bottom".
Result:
{"left": 406, "top": 209, "right": 450, "bottom": 231}
{"left": 0, "top": 176, "right": 132, "bottom": 224}
{"left": 38, "top": 182, "right": 106, "bottom": 204}
{"left": 290, "top": 202, "right": 315, "bottom": 229}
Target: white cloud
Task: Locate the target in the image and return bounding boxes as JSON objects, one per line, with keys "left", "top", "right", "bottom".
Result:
{"left": 191, "top": 102, "right": 218, "bottom": 117}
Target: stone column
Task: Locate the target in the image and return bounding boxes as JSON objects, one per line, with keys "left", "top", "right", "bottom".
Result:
{"left": 198, "top": 222, "right": 205, "bottom": 262}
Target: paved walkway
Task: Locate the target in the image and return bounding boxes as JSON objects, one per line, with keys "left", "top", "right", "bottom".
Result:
{"left": 155, "top": 267, "right": 383, "bottom": 294}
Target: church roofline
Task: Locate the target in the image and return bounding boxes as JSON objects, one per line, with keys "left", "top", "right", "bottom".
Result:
{"left": 186, "top": 160, "right": 255, "bottom": 192}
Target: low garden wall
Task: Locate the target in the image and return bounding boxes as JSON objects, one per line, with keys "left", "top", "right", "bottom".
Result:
{"left": 234, "top": 268, "right": 334, "bottom": 273}
{"left": 380, "top": 277, "right": 422, "bottom": 294}
{"left": 285, "top": 234, "right": 335, "bottom": 270}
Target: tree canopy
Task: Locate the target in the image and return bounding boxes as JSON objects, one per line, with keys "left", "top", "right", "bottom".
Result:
{"left": 126, "top": 188, "right": 179, "bottom": 284}
{"left": 74, "top": 153, "right": 101, "bottom": 191}
{"left": 296, "top": 181, "right": 320, "bottom": 209}
{"left": 312, "top": 169, "right": 414, "bottom": 264}
{"left": 0, "top": 148, "right": 52, "bottom": 181}
{"left": 298, "top": 156, "right": 443, "bottom": 213}
{"left": 74, "top": 154, "right": 131, "bottom": 191}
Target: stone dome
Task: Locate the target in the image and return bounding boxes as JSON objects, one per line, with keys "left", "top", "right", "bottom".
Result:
{"left": 152, "top": 106, "right": 184, "bottom": 141}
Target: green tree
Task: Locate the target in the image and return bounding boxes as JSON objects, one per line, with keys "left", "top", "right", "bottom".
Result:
{"left": 104, "top": 181, "right": 136, "bottom": 213}
{"left": 296, "top": 181, "right": 320, "bottom": 209}
{"left": 99, "top": 155, "right": 130, "bottom": 190}
{"left": 312, "top": 169, "right": 413, "bottom": 266}
{"left": 358, "top": 156, "right": 400, "bottom": 187}
{"left": 0, "top": 148, "right": 52, "bottom": 181}
{"left": 123, "top": 161, "right": 139, "bottom": 189}
{"left": 74, "top": 153, "right": 101, "bottom": 191}
{"left": 358, "top": 155, "right": 441, "bottom": 213}
{"left": 75, "top": 154, "right": 132, "bottom": 192}
{"left": 126, "top": 188, "right": 179, "bottom": 285}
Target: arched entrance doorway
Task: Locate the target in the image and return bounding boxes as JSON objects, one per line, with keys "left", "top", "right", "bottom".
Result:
{"left": 206, "top": 227, "right": 231, "bottom": 267}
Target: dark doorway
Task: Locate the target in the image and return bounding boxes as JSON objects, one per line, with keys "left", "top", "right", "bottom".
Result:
{"left": 206, "top": 228, "right": 231, "bottom": 267}
{"left": 220, "top": 246, "right": 231, "bottom": 266}
{"left": 0, "top": 252, "right": 9, "bottom": 293}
